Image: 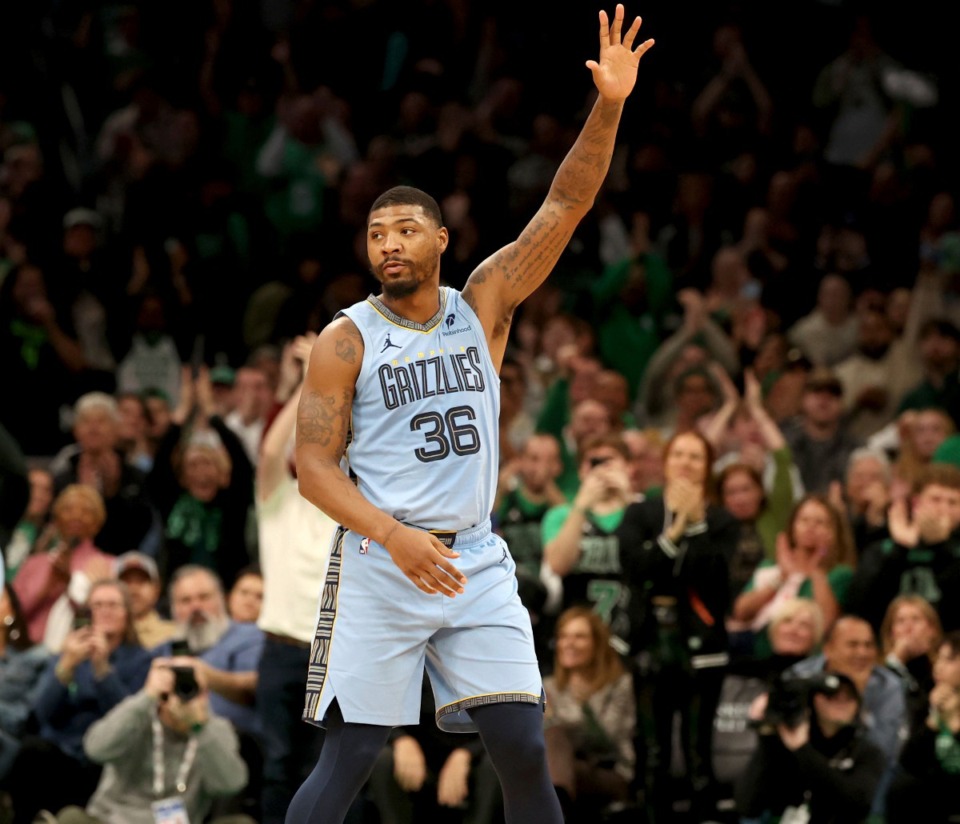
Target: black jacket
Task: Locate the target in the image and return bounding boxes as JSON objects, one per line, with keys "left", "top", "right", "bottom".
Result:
{"left": 616, "top": 497, "right": 737, "bottom": 665}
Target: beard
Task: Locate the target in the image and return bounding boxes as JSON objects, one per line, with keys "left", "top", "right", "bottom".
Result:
{"left": 181, "top": 611, "right": 230, "bottom": 653}
{"left": 376, "top": 249, "right": 439, "bottom": 300}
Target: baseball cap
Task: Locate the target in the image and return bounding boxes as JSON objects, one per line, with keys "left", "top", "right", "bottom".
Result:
{"left": 114, "top": 551, "right": 160, "bottom": 583}
{"left": 804, "top": 367, "right": 843, "bottom": 397}
{"left": 209, "top": 365, "right": 236, "bottom": 387}
{"left": 63, "top": 207, "right": 103, "bottom": 230}
{"left": 811, "top": 670, "right": 860, "bottom": 703}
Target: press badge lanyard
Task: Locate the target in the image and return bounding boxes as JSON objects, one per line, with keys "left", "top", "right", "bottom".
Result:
{"left": 152, "top": 717, "right": 198, "bottom": 797}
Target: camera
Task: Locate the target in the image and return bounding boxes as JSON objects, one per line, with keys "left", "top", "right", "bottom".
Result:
{"left": 170, "top": 666, "right": 200, "bottom": 702}
{"left": 754, "top": 671, "right": 850, "bottom": 731}
{"left": 170, "top": 638, "right": 191, "bottom": 657}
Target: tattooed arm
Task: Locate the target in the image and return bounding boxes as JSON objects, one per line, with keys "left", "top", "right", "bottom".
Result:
{"left": 462, "top": 5, "right": 654, "bottom": 369}
{"left": 296, "top": 317, "right": 467, "bottom": 596}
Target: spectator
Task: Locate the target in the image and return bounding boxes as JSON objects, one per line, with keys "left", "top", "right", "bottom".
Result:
{"left": 224, "top": 365, "right": 272, "bottom": 467}
{"left": 114, "top": 392, "right": 155, "bottom": 473}
{"left": 788, "top": 616, "right": 907, "bottom": 768}
{"left": 880, "top": 594, "right": 942, "bottom": 734}
{"left": 54, "top": 657, "right": 250, "bottom": 824}
{"left": 114, "top": 551, "right": 175, "bottom": 649}
{"left": 146, "top": 367, "right": 254, "bottom": 589}
{"left": 227, "top": 564, "right": 263, "bottom": 625}
{"left": 113, "top": 292, "right": 183, "bottom": 404}
{"left": 887, "top": 630, "right": 960, "bottom": 824}
{"left": 733, "top": 494, "right": 855, "bottom": 656}
{"left": 616, "top": 429, "right": 737, "bottom": 819}
{"left": 635, "top": 288, "right": 738, "bottom": 435}
{"left": 12, "top": 484, "right": 114, "bottom": 648}
{"left": 0, "top": 582, "right": 49, "bottom": 782}
{"left": 713, "top": 598, "right": 826, "bottom": 791}
{"left": 543, "top": 606, "right": 635, "bottom": 823}
{"left": 542, "top": 434, "right": 634, "bottom": 630}
{"left": 836, "top": 447, "right": 894, "bottom": 554}
{"left": 782, "top": 367, "right": 862, "bottom": 494}
{"left": 495, "top": 432, "right": 565, "bottom": 659}
{"left": 890, "top": 407, "right": 954, "bottom": 490}
{"left": 896, "top": 318, "right": 960, "bottom": 420}
{"left": 154, "top": 565, "right": 264, "bottom": 819}
{"left": 155, "top": 566, "right": 263, "bottom": 738}
{"left": 833, "top": 307, "right": 920, "bottom": 440}
{"left": 786, "top": 273, "right": 859, "bottom": 367}
{"left": 254, "top": 333, "right": 332, "bottom": 824}
{"left": 620, "top": 427, "right": 664, "bottom": 498}
{"left": 50, "top": 391, "right": 155, "bottom": 555}
{"left": 734, "top": 670, "right": 885, "bottom": 824}
{"left": 498, "top": 357, "right": 537, "bottom": 465}
{"left": 847, "top": 463, "right": 960, "bottom": 634}
{"left": 554, "top": 398, "right": 613, "bottom": 500}
{"left": 2, "top": 579, "right": 151, "bottom": 823}
{"left": 3, "top": 463, "right": 53, "bottom": 580}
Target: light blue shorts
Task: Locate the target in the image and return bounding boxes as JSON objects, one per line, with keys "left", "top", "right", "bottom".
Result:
{"left": 302, "top": 520, "right": 542, "bottom": 732}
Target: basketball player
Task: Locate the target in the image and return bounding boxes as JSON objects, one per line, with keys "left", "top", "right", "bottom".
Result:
{"left": 288, "top": 7, "right": 653, "bottom": 822}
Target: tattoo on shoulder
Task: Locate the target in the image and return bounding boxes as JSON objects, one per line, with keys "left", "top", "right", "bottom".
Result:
{"left": 334, "top": 323, "right": 363, "bottom": 365}
{"left": 297, "top": 387, "right": 351, "bottom": 450}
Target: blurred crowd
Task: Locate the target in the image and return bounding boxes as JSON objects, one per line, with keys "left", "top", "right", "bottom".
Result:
{"left": 3, "top": 0, "right": 960, "bottom": 823}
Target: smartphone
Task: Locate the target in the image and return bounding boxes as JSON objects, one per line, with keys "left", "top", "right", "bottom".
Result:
{"left": 72, "top": 606, "right": 92, "bottom": 631}
{"left": 170, "top": 666, "right": 200, "bottom": 702}
{"left": 170, "top": 639, "right": 191, "bottom": 657}
{"left": 189, "top": 334, "right": 206, "bottom": 378}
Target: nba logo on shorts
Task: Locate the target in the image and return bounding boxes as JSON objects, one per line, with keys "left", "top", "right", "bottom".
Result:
{"left": 359, "top": 537, "right": 370, "bottom": 555}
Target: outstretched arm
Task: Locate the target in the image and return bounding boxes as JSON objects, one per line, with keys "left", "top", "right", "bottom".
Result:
{"left": 296, "top": 318, "right": 467, "bottom": 597}
{"left": 463, "top": 4, "right": 654, "bottom": 368}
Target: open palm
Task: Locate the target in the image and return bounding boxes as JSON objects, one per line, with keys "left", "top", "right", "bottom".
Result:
{"left": 587, "top": 4, "right": 654, "bottom": 101}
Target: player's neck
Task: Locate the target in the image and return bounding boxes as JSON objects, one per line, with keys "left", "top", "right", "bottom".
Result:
{"left": 378, "top": 286, "right": 441, "bottom": 325}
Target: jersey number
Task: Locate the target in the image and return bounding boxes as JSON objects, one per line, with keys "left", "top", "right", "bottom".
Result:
{"left": 411, "top": 405, "right": 481, "bottom": 462}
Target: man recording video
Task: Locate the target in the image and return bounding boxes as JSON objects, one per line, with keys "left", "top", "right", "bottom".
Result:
{"left": 734, "top": 670, "right": 885, "bottom": 824}
{"left": 53, "top": 657, "right": 249, "bottom": 824}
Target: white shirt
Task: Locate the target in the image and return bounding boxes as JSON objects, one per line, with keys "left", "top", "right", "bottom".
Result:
{"left": 256, "top": 475, "right": 336, "bottom": 643}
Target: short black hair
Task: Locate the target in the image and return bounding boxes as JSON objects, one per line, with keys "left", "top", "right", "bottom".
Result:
{"left": 369, "top": 186, "right": 443, "bottom": 227}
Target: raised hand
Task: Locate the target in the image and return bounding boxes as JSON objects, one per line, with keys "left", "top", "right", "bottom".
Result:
{"left": 586, "top": 5, "right": 654, "bottom": 102}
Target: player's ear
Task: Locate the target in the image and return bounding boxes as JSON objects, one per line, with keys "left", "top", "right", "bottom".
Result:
{"left": 437, "top": 226, "right": 449, "bottom": 255}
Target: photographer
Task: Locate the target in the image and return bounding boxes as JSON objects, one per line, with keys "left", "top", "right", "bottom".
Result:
{"left": 735, "top": 671, "right": 885, "bottom": 824}
{"left": 53, "top": 657, "right": 249, "bottom": 824}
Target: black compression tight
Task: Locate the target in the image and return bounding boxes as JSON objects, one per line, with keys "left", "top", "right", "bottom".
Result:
{"left": 285, "top": 700, "right": 562, "bottom": 824}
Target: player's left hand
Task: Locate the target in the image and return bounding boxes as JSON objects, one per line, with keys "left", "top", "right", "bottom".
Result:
{"left": 586, "top": 5, "right": 654, "bottom": 102}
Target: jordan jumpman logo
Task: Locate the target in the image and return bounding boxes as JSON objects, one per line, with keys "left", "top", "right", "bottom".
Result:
{"left": 380, "top": 333, "right": 402, "bottom": 354}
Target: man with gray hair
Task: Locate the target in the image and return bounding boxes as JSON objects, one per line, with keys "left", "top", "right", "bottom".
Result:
{"left": 51, "top": 392, "right": 155, "bottom": 554}
{"left": 153, "top": 565, "right": 265, "bottom": 818}
{"left": 840, "top": 446, "right": 893, "bottom": 550}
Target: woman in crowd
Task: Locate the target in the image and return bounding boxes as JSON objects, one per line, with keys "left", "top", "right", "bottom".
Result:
{"left": 617, "top": 429, "right": 738, "bottom": 819}
{"left": 2, "top": 579, "right": 151, "bottom": 823}
{"left": 12, "top": 485, "right": 114, "bottom": 649}
{"left": 880, "top": 594, "right": 942, "bottom": 732}
{"left": 732, "top": 493, "right": 855, "bottom": 657}
{"left": 887, "top": 630, "right": 960, "bottom": 823}
{"left": 543, "top": 606, "right": 635, "bottom": 824}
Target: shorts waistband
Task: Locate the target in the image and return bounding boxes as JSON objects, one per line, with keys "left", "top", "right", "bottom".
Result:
{"left": 415, "top": 520, "right": 492, "bottom": 548}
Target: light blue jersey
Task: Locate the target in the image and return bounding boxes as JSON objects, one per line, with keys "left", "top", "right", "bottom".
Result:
{"left": 338, "top": 287, "right": 500, "bottom": 531}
